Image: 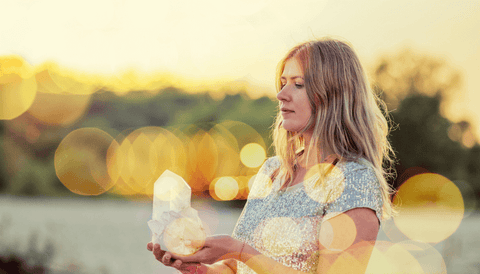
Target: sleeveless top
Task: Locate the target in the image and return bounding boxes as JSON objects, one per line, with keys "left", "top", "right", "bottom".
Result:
{"left": 232, "top": 156, "right": 383, "bottom": 273}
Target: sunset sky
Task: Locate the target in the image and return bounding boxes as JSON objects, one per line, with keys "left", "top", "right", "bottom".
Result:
{"left": 1, "top": 0, "right": 479, "bottom": 136}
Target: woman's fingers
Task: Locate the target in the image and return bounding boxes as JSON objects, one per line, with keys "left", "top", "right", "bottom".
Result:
{"left": 171, "top": 259, "right": 183, "bottom": 268}
{"left": 147, "top": 242, "right": 153, "bottom": 251}
{"left": 162, "top": 252, "right": 173, "bottom": 265}
{"left": 152, "top": 244, "right": 167, "bottom": 261}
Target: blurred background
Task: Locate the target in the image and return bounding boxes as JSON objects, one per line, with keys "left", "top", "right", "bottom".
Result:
{"left": 1, "top": 0, "right": 479, "bottom": 273}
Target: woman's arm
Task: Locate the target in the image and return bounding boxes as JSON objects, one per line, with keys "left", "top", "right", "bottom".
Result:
{"left": 316, "top": 208, "right": 379, "bottom": 273}
{"left": 148, "top": 242, "right": 237, "bottom": 274}
{"left": 151, "top": 208, "right": 379, "bottom": 274}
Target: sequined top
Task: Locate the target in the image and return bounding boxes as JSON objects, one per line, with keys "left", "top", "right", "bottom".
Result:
{"left": 232, "top": 156, "right": 383, "bottom": 274}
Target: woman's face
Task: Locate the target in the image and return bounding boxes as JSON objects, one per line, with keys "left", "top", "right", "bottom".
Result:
{"left": 277, "top": 58, "right": 312, "bottom": 132}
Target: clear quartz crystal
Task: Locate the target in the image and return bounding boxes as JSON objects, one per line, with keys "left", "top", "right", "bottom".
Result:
{"left": 152, "top": 170, "right": 191, "bottom": 219}
{"left": 148, "top": 170, "right": 206, "bottom": 256}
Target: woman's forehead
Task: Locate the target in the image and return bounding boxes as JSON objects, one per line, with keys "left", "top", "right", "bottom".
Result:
{"left": 281, "top": 58, "right": 304, "bottom": 79}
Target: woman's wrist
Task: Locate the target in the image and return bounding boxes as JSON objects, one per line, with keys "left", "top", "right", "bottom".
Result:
{"left": 238, "top": 241, "right": 246, "bottom": 262}
{"left": 227, "top": 237, "right": 246, "bottom": 261}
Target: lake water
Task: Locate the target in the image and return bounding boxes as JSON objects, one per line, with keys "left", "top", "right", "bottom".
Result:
{"left": 0, "top": 196, "right": 478, "bottom": 274}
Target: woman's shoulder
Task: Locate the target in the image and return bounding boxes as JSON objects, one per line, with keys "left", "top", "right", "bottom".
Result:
{"left": 260, "top": 156, "right": 281, "bottom": 175}
{"left": 336, "top": 157, "right": 375, "bottom": 175}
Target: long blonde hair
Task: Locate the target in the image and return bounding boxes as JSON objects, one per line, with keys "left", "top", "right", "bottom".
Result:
{"left": 272, "top": 38, "right": 396, "bottom": 220}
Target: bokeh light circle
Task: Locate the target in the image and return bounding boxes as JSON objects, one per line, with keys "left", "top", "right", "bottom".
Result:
{"left": 319, "top": 214, "right": 357, "bottom": 252}
{"left": 240, "top": 143, "right": 266, "bottom": 168}
{"left": 247, "top": 173, "right": 273, "bottom": 199}
{"left": 0, "top": 56, "right": 37, "bottom": 120}
{"left": 106, "top": 127, "right": 188, "bottom": 198}
{"left": 261, "top": 217, "right": 302, "bottom": 256}
{"left": 212, "top": 177, "right": 239, "bottom": 201}
{"left": 54, "top": 128, "right": 115, "bottom": 195}
{"left": 393, "top": 173, "right": 464, "bottom": 243}
{"left": 366, "top": 241, "right": 425, "bottom": 273}
{"left": 26, "top": 92, "right": 92, "bottom": 126}
{"left": 303, "top": 163, "right": 345, "bottom": 204}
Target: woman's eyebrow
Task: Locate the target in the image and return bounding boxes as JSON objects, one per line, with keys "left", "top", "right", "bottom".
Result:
{"left": 280, "top": 76, "right": 305, "bottom": 80}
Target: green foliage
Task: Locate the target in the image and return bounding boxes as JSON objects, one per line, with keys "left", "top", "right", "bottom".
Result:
{"left": 373, "top": 50, "right": 479, "bottom": 200}
{"left": 389, "top": 94, "right": 467, "bottom": 182}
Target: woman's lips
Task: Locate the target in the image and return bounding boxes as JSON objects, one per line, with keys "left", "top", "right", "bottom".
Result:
{"left": 281, "top": 108, "right": 294, "bottom": 114}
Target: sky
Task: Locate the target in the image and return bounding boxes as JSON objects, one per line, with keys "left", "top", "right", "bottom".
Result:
{"left": 1, "top": 0, "right": 479, "bottom": 135}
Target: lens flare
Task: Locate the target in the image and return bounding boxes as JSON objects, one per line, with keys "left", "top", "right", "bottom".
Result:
{"left": 0, "top": 56, "right": 37, "bottom": 120}
{"left": 319, "top": 214, "right": 357, "bottom": 252}
{"left": 320, "top": 252, "right": 363, "bottom": 274}
{"left": 36, "top": 66, "right": 99, "bottom": 95}
{"left": 393, "top": 173, "right": 464, "bottom": 243}
{"left": 235, "top": 176, "right": 250, "bottom": 200}
{"left": 54, "top": 128, "right": 115, "bottom": 195}
{"left": 218, "top": 120, "right": 267, "bottom": 175}
{"left": 240, "top": 143, "right": 266, "bottom": 168}
{"left": 26, "top": 92, "right": 92, "bottom": 126}
{"left": 211, "top": 177, "right": 239, "bottom": 201}
{"left": 261, "top": 217, "right": 302, "bottom": 257}
{"left": 106, "top": 133, "right": 139, "bottom": 196}
{"left": 209, "top": 124, "right": 241, "bottom": 178}
{"left": 365, "top": 241, "right": 425, "bottom": 273}
{"left": 303, "top": 163, "right": 345, "bottom": 204}
{"left": 247, "top": 173, "right": 273, "bottom": 199}
{"left": 189, "top": 129, "right": 219, "bottom": 192}
{"left": 106, "top": 127, "right": 188, "bottom": 198}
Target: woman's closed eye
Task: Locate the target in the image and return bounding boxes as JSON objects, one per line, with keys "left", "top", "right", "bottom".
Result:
{"left": 295, "top": 83, "right": 304, "bottom": 89}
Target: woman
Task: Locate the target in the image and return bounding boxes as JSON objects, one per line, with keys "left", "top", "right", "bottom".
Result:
{"left": 147, "top": 38, "right": 396, "bottom": 274}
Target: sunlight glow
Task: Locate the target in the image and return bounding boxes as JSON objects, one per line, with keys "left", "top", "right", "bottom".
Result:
{"left": 0, "top": 56, "right": 37, "bottom": 120}
{"left": 212, "top": 177, "right": 239, "bottom": 201}
{"left": 240, "top": 143, "right": 266, "bottom": 168}
{"left": 54, "top": 128, "right": 115, "bottom": 195}
{"left": 393, "top": 173, "right": 464, "bottom": 243}
{"left": 261, "top": 217, "right": 302, "bottom": 257}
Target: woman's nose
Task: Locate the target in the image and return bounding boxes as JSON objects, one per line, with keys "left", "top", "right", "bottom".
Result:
{"left": 276, "top": 86, "right": 290, "bottom": 102}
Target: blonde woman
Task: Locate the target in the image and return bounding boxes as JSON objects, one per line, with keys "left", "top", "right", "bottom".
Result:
{"left": 147, "top": 38, "right": 396, "bottom": 274}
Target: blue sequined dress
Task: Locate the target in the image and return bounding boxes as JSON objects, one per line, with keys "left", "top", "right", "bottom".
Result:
{"left": 232, "top": 156, "right": 383, "bottom": 273}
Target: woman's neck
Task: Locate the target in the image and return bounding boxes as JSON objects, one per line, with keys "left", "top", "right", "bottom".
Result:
{"left": 298, "top": 132, "right": 336, "bottom": 169}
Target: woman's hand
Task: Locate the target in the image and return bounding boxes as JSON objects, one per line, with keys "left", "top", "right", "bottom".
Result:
{"left": 169, "top": 235, "right": 243, "bottom": 265}
{"left": 147, "top": 242, "right": 204, "bottom": 274}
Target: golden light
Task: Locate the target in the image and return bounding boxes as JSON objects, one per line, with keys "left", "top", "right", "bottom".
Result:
{"left": 235, "top": 175, "right": 251, "bottom": 200}
{"left": 35, "top": 64, "right": 99, "bottom": 95}
{"left": 151, "top": 129, "right": 188, "bottom": 179}
{"left": 240, "top": 143, "right": 266, "bottom": 168}
{"left": 218, "top": 120, "right": 267, "bottom": 170}
{"left": 303, "top": 163, "right": 345, "bottom": 204}
{"left": 319, "top": 214, "right": 357, "bottom": 252}
{"left": 106, "top": 134, "right": 139, "bottom": 196}
{"left": 393, "top": 173, "right": 464, "bottom": 243}
{"left": 320, "top": 252, "right": 362, "bottom": 274}
{"left": 213, "top": 176, "right": 239, "bottom": 201}
{"left": 26, "top": 92, "right": 92, "bottom": 126}
{"left": 0, "top": 55, "right": 37, "bottom": 120}
{"left": 365, "top": 241, "right": 424, "bottom": 274}
{"left": 247, "top": 173, "right": 273, "bottom": 199}
{"left": 54, "top": 128, "right": 115, "bottom": 195}
{"left": 261, "top": 217, "right": 302, "bottom": 257}
{"left": 189, "top": 129, "right": 219, "bottom": 192}
{"left": 106, "top": 127, "right": 188, "bottom": 198}
{"left": 397, "top": 241, "right": 446, "bottom": 274}
{"left": 163, "top": 217, "right": 206, "bottom": 256}
{"left": 209, "top": 124, "right": 242, "bottom": 178}
{"left": 127, "top": 131, "right": 157, "bottom": 194}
